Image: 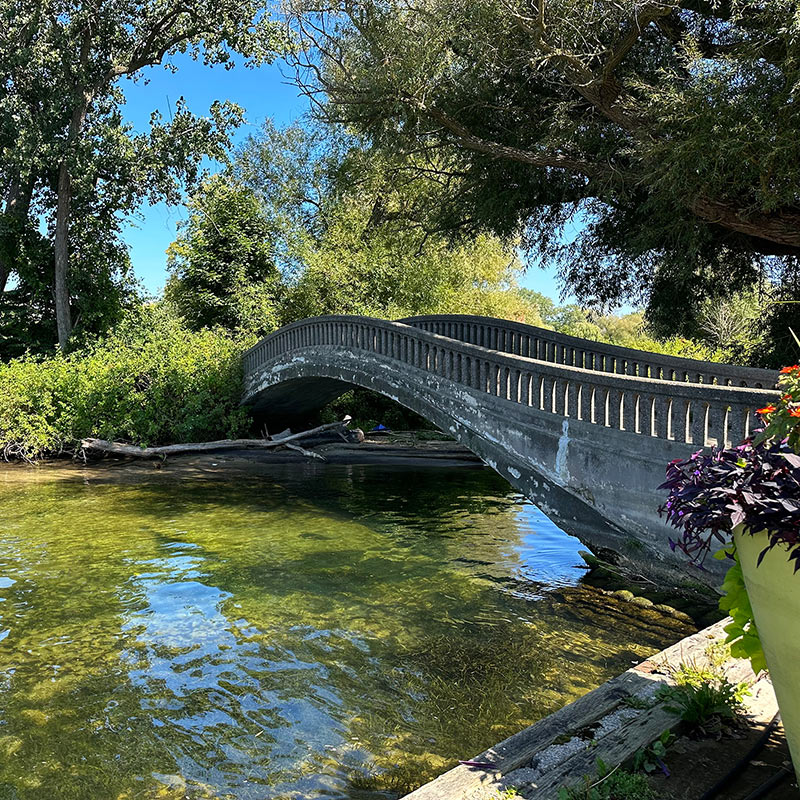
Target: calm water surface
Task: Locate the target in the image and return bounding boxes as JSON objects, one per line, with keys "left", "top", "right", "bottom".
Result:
{"left": 0, "top": 463, "right": 692, "bottom": 799}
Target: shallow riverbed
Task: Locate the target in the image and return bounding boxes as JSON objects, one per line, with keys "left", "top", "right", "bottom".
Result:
{"left": 0, "top": 460, "right": 693, "bottom": 799}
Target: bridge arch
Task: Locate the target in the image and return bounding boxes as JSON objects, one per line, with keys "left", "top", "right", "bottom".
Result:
{"left": 243, "top": 315, "right": 777, "bottom": 581}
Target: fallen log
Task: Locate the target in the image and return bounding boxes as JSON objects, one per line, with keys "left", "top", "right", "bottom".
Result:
{"left": 80, "top": 420, "right": 352, "bottom": 460}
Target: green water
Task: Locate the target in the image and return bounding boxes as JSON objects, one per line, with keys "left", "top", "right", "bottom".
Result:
{"left": 0, "top": 463, "right": 692, "bottom": 800}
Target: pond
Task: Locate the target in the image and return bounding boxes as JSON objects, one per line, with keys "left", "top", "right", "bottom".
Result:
{"left": 0, "top": 461, "right": 693, "bottom": 800}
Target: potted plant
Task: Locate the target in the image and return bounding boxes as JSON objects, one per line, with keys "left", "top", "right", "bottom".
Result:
{"left": 660, "top": 365, "right": 800, "bottom": 777}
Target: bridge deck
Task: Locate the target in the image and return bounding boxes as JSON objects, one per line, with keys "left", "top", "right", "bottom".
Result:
{"left": 243, "top": 315, "right": 776, "bottom": 451}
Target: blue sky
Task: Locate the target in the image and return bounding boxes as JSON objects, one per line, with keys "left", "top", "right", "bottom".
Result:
{"left": 120, "top": 55, "right": 569, "bottom": 302}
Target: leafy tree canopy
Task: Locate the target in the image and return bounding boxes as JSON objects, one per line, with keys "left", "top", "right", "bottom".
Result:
{"left": 0, "top": 0, "right": 285, "bottom": 350}
{"left": 285, "top": 0, "right": 800, "bottom": 345}
{"left": 173, "top": 120, "right": 542, "bottom": 325}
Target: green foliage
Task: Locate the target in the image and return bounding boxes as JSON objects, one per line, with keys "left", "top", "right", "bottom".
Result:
{"left": 285, "top": 224, "right": 537, "bottom": 323}
{"left": 492, "top": 789, "right": 523, "bottom": 800}
{"left": 288, "top": 0, "right": 800, "bottom": 360}
{"left": 236, "top": 121, "right": 540, "bottom": 324}
{"left": 0, "top": 304, "right": 251, "bottom": 460}
{"left": 519, "top": 290, "right": 715, "bottom": 361}
{"left": 656, "top": 661, "right": 749, "bottom": 733}
{"left": 716, "top": 548, "right": 768, "bottom": 675}
{"left": 0, "top": 0, "right": 284, "bottom": 350}
{"left": 557, "top": 759, "right": 656, "bottom": 800}
{"left": 755, "top": 364, "right": 800, "bottom": 452}
{"left": 166, "top": 174, "right": 283, "bottom": 336}
{"left": 633, "top": 730, "right": 673, "bottom": 775}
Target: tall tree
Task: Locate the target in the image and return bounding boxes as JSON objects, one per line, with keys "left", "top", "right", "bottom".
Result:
{"left": 1, "top": 0, "right": 283, "bottom": 348}
{"left": 166, "top": 174, "right": 284, "bottom": 334}
{"left": 285, "top": 0, "right": 800, "bottom": 341}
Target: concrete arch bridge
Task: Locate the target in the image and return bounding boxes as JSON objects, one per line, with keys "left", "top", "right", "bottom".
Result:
{"left": 242, "top": 315, "right": 777, "bottom": 581}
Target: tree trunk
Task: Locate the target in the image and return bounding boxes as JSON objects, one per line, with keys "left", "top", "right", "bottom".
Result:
{"left": 0, "top": 175, "right": 35, "bottom": 294}
{"left": 80, "top": 420, "right": 356, "bottom": 459}
{"left": 54, "top": 97, "right": 90, "bottom": 349}
{"left": 53, "top": 160, "right": 73, "bottom": 348}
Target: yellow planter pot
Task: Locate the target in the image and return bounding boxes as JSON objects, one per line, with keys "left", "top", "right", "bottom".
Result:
{"left": 734, "top": 525, "right": 800, "bottom": 778}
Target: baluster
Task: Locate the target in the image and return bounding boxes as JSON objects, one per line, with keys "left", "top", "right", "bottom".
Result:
{"left": 608, "top": 389, "right": 623, "bottom": 428}
{"left": 522, "top": 372, "right": 532, "bottom": 405}
{"left": 548, "top": 378, "right": 558, "bottom": 413}
{"left": 567, "top": 382, "right": 579, "bottom": 418}
{"left": 705, "top": 403, "right": 721, "bottom": 447}
{"left": 478, "top": 360, "right": 488, "bottom": 392}
{"left": 725, "top": 404, "right": 750, "bottom": 446}
{"left": 651, "top": 396, "right": 670, "bottom": 438}
{"left": 673, "top": 399, "right": 691, "bottom": 443}
{"left": 622, "top": 391, "right": 637, "bottom": 432}
{"left": 689, "top": 401, "right": 708, "bottom": 446}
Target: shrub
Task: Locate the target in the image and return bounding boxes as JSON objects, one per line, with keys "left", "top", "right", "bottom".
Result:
{"left": 0, "top": 305, "right": 252, "bottom": 460}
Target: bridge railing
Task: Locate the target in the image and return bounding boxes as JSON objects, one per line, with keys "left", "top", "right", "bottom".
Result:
{"left": 243, "top": 315, "right": 778, "bottom": 450}
{"left": 401, "top": 314, "right": 776, "bottom": 389}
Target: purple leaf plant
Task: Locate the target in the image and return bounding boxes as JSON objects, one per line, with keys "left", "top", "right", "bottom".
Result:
{"left": 658, "top": 438, "right": 800, "bottom": 571}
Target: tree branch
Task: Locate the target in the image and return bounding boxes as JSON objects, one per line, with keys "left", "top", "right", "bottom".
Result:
{"left": 409, "top": 98, "right": 601, "bottom": 177}
{"left": 691, "top": 197, "right": 800, "bottom": 253}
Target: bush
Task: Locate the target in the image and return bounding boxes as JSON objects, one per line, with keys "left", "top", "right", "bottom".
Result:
{"left": 0, "top": 305, "right": 252, "bottom": 460}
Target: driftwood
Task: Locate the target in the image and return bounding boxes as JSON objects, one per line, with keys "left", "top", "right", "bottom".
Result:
{"left": 284, "top": 442, "right": 327, "bottom": 461}
{"left": 80, "top": 420, "right": 352, "bottom": 460}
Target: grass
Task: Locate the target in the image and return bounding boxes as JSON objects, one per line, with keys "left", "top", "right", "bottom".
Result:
{"left": 657, "top": 660, "right": 749, "bottom": 735}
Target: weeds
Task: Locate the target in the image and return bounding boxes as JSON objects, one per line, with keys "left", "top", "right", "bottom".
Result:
{"left": 657, "top": 662, "right": 748, "bottom": 735}
{"left": 557, "top": 759, "right": 657, "bottom": 800}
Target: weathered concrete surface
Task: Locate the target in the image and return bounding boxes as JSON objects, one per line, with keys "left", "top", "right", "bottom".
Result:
{"left": 247, "top": 346, "right": 714, "bottom": 581}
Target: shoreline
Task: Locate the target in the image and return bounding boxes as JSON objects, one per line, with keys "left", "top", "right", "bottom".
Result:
{"left": 0, "top": 436, "right": 485, "bottom": 485}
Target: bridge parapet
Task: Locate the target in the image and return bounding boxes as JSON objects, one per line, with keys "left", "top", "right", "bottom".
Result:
{"left": 243, "top": 315, "right": 776, "bottom": 451}
{"left": 402, "top": 314, "right": 776, "bottom": 389}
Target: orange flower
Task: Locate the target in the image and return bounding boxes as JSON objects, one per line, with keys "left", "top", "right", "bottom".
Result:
{"left": 781, "top": 365, "right": 800, "bottom": 374}
{"left": 790, "top": 408, "right": 800, "bottom": 418}
{"left": 757, "top": 405, "right": 776, "bottom": 415}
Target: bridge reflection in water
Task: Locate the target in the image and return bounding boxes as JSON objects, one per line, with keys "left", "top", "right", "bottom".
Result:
{"left": 243, "top": 314, "right": 777, "bottom": 582}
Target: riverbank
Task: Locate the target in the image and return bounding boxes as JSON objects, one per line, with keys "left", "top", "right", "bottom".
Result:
{"left": 0, "top": 434, "right": 483, "bottom": 483}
